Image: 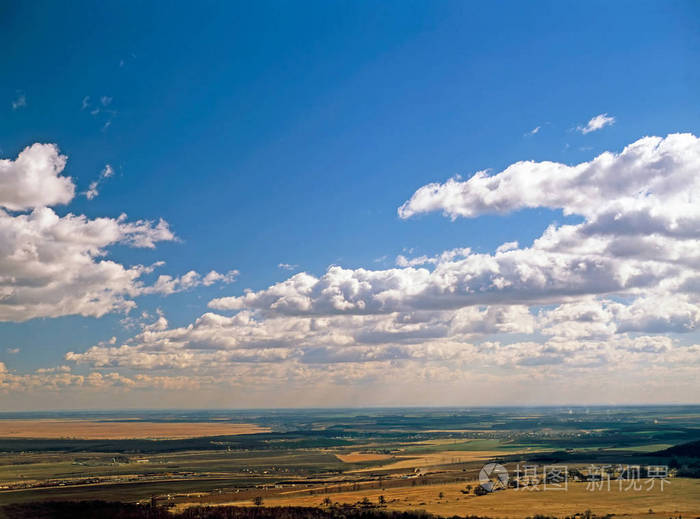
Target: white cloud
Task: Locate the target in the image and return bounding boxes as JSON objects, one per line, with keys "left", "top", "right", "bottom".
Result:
{"left": 398, "top": 133, "right": 699, "bottom": 222}
{"left": 496, "top": 241, "right": 518, "bottom": 253}
{"left": 578, "top": 113, "right": 615, "bottom": 134}
{"left": 82, "top": 96, "right": 117, "bottom": 130}
{"left": 0, "top": 144, "right": 74, "bottom": 211}
{"left": 209, "top": 248, "right": 673, "bottom": 316}
{"left": 0, "top": 144, "right": 235, "bottom": 322}
{"left": 0, "top": 364, "right": 205, "bottom": 393}
{"left": 66, "top": 304, "right": 537, "bottom": 371}
{"left": 395, "top": 254, "right": 435, "bottom": 267}
{"left": 0, "top": 205, "right": 232, "bottom": 321}
{"left": 202, "top": 270, "right": 239, "bottom": 285}
{"left": 143, "top": 269, "right": 238, "bottom": 296}
{"left": 0, "top": 207, "right": 171, "bottom": 321}
{"left": 85, "top": 164, "right": 114, "bottom": 200}
{"left": 11, "top": 93, "right": 26, "bottom": 110}
{"left": 35, "top": 365, "right": 71, "bottom": 374}
{"left": 66, "top": 132, "right": 696, "bottom": 397}
{"left": 278, "top": 263, "right": 298, "bottom": 271}
{"left": 9, "top": 132, "right": 699, "bottom": 404}
{"left": 525, "top": 126, "right": 540, "bottom": 136}
{"left": 62, "top": 303, "right": 700, "bottom": 405}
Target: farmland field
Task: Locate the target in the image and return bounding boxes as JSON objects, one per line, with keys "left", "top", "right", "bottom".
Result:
{"left": 215, "top": 478, "right": 700, "bottom": 519}
{"left": 0, "top": 407, "right": 699, "bottom": 518}
{"left": 0, "top": 420, "right": 269, "bottom": 440}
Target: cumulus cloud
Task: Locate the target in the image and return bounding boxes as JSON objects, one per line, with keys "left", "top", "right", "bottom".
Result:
{"left": 143, "top": 269, "right": 238, "bottom": 295}
{"left": 63, "top": 302, "right": 700, "bottom": 404}
{"left": 496, "top": 241, "right": 518, "bottom": 253}
{"left": 209, "top": 249, "right": 673, "bottom": 316}
{"left": 0, "top": 144, "right": 74, "bottom": 211}
{"left": 0, "top": 363, "right": 205, "bottom": 393}
{"left": 66, "top": 304, "right": 536, "bottom": 370}
{"left": 0, "top": 207, "right": 168, "bottom": 321}
{"left": 190, "top": 135, "right": 700, "bottom": 351}
{"left": 0, "top": 205, "right": 239, "bottom": 320}
{"left": 398, "top": 133, "right": 699, "bottom": 221}
{"left": 10, "top": 132, "right": 697, "bottom": 404}
{"left": 0, "top": 144, "right": 235, "bottom": 322}
{"left": 578, "top": 113, "right": 615, "bottom": 134}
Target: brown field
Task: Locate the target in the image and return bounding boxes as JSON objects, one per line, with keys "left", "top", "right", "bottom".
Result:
{"left": 347, "top": 450, "right": 509, "bottom": 473}
{"left": 194, "top": 478, "right": 700, "bottom": 519}
{"left": 0, "top": 420, "right": 269, "bottom": 439}
{"left": 335, "top": 452, "right": 394, "bottom": 463}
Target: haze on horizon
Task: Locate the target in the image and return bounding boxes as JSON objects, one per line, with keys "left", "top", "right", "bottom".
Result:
{"left": 1, "top": 1, "right": 699, "bottom": 410}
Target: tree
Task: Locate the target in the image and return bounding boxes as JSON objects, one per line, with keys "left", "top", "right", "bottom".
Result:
{"left": 253, "top": 496, "right": 263, "bottom": 506}
{"left": 474, "top": 485, "right": 489, "bottom": 496}
{"left": 322, "top": 497, "right": 332, "bottom": 508}
{"left": 378, "top": 495, "right": 386, "bottom": 506}
{"left": 438, "top": 492, "right": 444, "bottom": 499}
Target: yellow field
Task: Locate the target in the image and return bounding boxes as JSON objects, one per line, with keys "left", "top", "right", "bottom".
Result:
{"left": 205, "top": 479, "right": 700, "bottom": 519}
{"left": 347, "top": 450, "right": 511, "bottom": 473}
{"left": 335, "top": 452, "right": 394, "bottom": 463}
{"left": 0, "top": 420, "right": 269, "bottom": 439}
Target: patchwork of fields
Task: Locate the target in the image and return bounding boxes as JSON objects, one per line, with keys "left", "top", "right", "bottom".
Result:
{"left": 0, "top": 407, "right": 698, "bottom": 518}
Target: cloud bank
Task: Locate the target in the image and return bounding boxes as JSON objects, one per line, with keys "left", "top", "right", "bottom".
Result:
{"left": 57, "top": 133, "right": 700, "bottom": 404}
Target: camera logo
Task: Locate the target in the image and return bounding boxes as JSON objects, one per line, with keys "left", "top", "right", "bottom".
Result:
{"left": 478, "top": 462, "right": 509, "bottom": 492}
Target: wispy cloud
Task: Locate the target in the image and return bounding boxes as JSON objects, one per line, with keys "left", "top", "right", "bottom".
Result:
{"left": 578, "top": 113, "right": 615, "bottom": 134}
{"left": 278, "top": 263, "right": 298, "bottom": 271}
{"left": 82, "top": 95, "right": 117, "bottom": 130}
{"left": 85, "top": 164, "right": 115, "bottom": 200}
{"left": 6, "top": 348, "right": 20, "bottom": 354}
{"left": 11, "top": 93, "right": 26, "bottom": 110}
{"left": 525, "top": 125, "right": 541, "bottom": 136}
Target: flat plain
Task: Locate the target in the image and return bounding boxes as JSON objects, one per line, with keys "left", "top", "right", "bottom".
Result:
{"left": 0, "top": 407, "right": 699, "bottom": 518}
{"left": 0, "top": 420, "right": 268, "bottom": 439}
{"left": 217, "top": 479, "right": 700, "bottom": 519}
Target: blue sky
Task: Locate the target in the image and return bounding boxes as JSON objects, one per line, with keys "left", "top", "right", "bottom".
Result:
{"left": 1, "top": 1, "right": 699, "bottom": 408}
